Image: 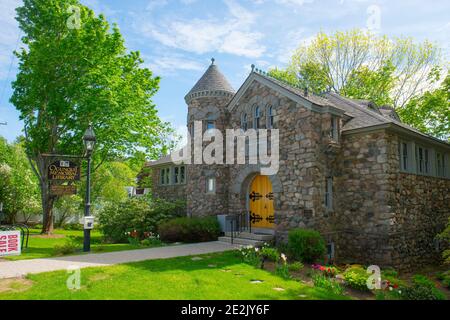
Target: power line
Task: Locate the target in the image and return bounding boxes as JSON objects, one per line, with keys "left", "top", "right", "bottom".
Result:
{"left": 0, "top": 30, "right": 22, "bottom": 108}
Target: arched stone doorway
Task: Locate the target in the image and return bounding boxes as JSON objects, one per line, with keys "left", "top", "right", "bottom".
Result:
{"left": 230, "top": 165, "right": 282, "bottom": 232}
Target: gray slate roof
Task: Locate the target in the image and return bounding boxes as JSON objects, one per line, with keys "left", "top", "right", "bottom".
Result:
{"left": 186, "top": 62, "right": 235, "bottom": 97}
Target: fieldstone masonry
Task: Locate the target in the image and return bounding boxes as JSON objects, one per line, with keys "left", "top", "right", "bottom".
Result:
{"left": 149, "top": 61, "right": 450, "bottom": 271}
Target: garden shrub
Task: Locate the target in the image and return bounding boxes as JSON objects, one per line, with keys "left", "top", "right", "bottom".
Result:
{"left": 288, "top": 261, "right": 304, "bottom": 272}
{"left": 238, "top": 246, "right": 262, "bottom": 268}
{"left": 437, "top": 271, "right": 450, "bottom": 289}
{"left": 312, "top": 272, "right": 344, "bottom": 296}
{"left": 53, "top": 236, "right": 80, "bottom": 256}
{"left": 260, "top": 246, "right": 280, "bottom": 262}
{"left": 343, "top": 265, "right": 370, "bottom": 291}
{"left": 401, "top": 274, "right": 446, "bottom": 300}
{"left": 287, "top": 228, "right": 326, "bottom": 263}
{"left": 98, "top": 197, "right": 185, "bottom": 243}
{"left": 158, "top": 216, "right": 220, "bottom": 243}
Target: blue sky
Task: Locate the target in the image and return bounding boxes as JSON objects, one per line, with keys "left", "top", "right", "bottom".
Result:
{"left": 0, "top": 0, "right": 449, "bottom": 143}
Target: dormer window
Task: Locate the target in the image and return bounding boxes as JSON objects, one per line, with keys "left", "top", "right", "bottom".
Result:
{"left": 330, "top": 116, "right": 339, "bottom": 142}
{"left": 254, "top": 106, "right": 261, "bottom": 129}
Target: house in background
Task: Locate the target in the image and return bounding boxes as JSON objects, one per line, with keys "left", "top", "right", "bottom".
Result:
{"left": 147, "top": 60, "right": 450, "bottom": 271}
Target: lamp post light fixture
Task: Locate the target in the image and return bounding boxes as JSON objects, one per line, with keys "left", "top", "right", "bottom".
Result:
{"left": 82, "top": 124, "right": 96, "bottom": 252}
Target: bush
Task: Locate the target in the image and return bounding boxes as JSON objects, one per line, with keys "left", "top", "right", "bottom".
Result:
{"left": 141, "top": 237, "right": 162, "bottom": 247}
{"left": 63, "top": 223, "right": 83, "bottom": 231}
{"left": 343, "top": 265, "right": 370, "bottom": 291}
{"left": 288, "top": 261, "right": 304, "bottom": 272}
{"left": 158, "top": 216, "right": 220, "bottom": 243}
{"left": 287, "top": 228, "right": 326, "bottom": 263}
{"left": 98, "top": 198, "right": 185, "bottom": 243}
{"left": 260, "top": 246, "right": 280, "bottom": 262}
{"left": 238, "top": 246, "right": 262, "bottom": 268}
{"left": 401, "top": 275, "right": 446, "bottom": 300}
{"left": 437, "top": 271, "right": 450, "bottom": 289}
{"left": 312, "top": 272, "right": 344, "bottom": 296}
{"left": 53, "top": 236, "right": 80, "bottom": 256}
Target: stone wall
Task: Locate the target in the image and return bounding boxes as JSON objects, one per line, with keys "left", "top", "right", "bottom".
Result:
{"left": 390, "top": 162, "right": 450, "bottom": 270}
{"left": 186, "top": 96, "right": 232, "bottom": 217}
{"left": 151, "top": 167, "right": 187, "bottom": 202}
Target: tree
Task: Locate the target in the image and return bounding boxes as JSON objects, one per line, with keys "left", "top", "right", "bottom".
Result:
{"left": 398, "top": 74, "right": 450, "bottom": 141}
{"left": 11, "top": 0, "right": 174, "bottom": 233}
{"left": 268, "top": 29, "right": 447, "bottom": 138}
{"left": 0, "top": 137, "right": 40, "bottom": 224}
{"left": 54, "top": 195, "right": 82, "bottom": 227}
{"left": 275, "top": 30, "right": 441, "bottom": 108}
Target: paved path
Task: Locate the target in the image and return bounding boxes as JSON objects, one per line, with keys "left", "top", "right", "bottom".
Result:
{"left": 0, "top": 241, "right": 238, "bottom": 279}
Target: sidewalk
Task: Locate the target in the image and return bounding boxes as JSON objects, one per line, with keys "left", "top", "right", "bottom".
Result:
{"left": 0, "top": 241, "right": 237, "bottom": 279}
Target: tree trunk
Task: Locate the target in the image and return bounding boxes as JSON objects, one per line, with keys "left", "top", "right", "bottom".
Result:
{"left": 36, "top": 156, "right": 55, "bottom": 234}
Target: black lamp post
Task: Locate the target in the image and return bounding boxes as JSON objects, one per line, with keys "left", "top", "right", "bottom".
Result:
{"left": 82, "top": 124, "right": 96, "bottom": 252}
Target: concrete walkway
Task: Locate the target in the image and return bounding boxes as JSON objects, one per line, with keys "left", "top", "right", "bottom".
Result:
{"left": 0, "top": 241, "right": 238, "bottom": 279}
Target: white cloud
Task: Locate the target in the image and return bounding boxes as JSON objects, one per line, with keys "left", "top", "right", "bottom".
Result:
{"left": 137, "top": 0, "right": 266, "bottom": 58}
{"left": 144, "top": 54, "right": 204, "bottom": 76}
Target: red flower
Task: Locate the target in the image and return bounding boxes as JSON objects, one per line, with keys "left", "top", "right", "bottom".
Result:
{"left": 393, "top": 284, "right": 399, "bottom": 289}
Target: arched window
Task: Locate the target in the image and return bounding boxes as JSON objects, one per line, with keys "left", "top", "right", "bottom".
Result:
{"left": 242, "top": 113, "right": 248, "bottom": 131}
{"left": 267, "top": 105, "right": 274, "bottom": 129}
{"left": 254, "top": 106, "right": 260, "bottom": 129}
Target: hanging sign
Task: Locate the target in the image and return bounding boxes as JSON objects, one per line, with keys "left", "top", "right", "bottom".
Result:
{"left": 48, "top": 160, "right": 80, "bottom": 181}
{"left": 0, "top": 230, "right": 21, "bottom": 257}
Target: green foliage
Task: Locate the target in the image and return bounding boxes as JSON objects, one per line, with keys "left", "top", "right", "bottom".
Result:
{"left": 0, "top": 137, "right": 40, "bottom": 223}
{"left": 158, "top": 216, "right": 221, "bottom": 243}
{"left": 238, "top": 246, "right": 262, "bottom": 268}
{"left": 53, "top": 236, "right": 80, "bottom": 256}
{"left": 312, "top": 272, "right": 344, "bottom": 296}
{"left": 275, "top": 262, "right": 291, "bottom": 280}
{"left": 98, "top": 197, "right": 185, "bottom": 243}
{"left": 54, "top": 195, "right": 82, "bottom": 227}
{"left": 288, "top": 261, "right": 304, "bottom": 272}
{"left": 260, "top": 246, "right": 280, "bottom": 262}
{"left": 271, "top": 29, "right": 447, "bottom": 139}
{"left": 438, "top": 217, "right": 450, "bottom": 264}
{"left": 401, "top": 275, "right": 446, "bottom": 300}
{"left": 141, "top": 237, "right": 162, "bottom": 247}
{"left": 343, "top": 266, "right": 370, "bottom": 291}
{"left": 436, "top": 271, "right": 450, "bottom": 289}
{"left": 399, "top": 74, "right": 450, "bottom": 141}
{"left": 287, "top": 228, "right": 326, "bottom": 263}
{"left": 11, "top": 0, "right": 176, "bottom": 232}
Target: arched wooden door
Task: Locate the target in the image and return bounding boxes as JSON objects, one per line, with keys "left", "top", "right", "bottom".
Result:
{"left": 249, "top": 175, "right": 274, "bottom": 229}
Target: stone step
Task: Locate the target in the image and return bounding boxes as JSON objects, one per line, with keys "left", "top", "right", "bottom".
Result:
{"left": 224, "top": 232, "right": 274, "bottom": 242}
{"left": 218, "top": 236, "right": 265, "bottom": 246}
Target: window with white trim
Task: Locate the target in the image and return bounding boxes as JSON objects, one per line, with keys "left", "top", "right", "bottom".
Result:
{"left": 206, "top": 177, "right": 216, "bottom": 193}
{"left": 416, "top": 145, "right": 430, "bottom": 174}
{"left": 325, "top": 177, "right": 333, "bottom": 210}
{"left": 160, "top": 167, "right": 171, "bottom": 185}
{"left": 436, "top": 152, "right": 445, "bottom": 177}
{"left": 173, "top": 165, "right": 186, "bottom": 184}
{"left": 400, "top": 141, "right": 409, "bottom": 172}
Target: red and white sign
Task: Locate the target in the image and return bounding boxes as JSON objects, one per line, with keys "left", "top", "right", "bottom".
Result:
{"left": 0, "top": 231, "right": 21, "bottom": 256}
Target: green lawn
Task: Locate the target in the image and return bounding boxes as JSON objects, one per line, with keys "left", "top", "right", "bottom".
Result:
{"left": 0, "top": 251, "right": 348, "bottom": 300}
{"left": 3, "top": 229, "right": 151, "bottom": 261}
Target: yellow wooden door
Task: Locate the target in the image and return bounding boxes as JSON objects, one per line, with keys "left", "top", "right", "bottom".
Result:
{"left": 249, "top": 175, "right": 274, "bottom": 229}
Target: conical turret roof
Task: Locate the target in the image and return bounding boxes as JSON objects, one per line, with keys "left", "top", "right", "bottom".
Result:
{"left": 185, "top": 59, "right": 235, "bottom": 104}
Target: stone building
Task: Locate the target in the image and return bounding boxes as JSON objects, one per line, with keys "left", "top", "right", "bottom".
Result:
{"left": 148, "top": 60, "right": 450, "bottom": 270}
